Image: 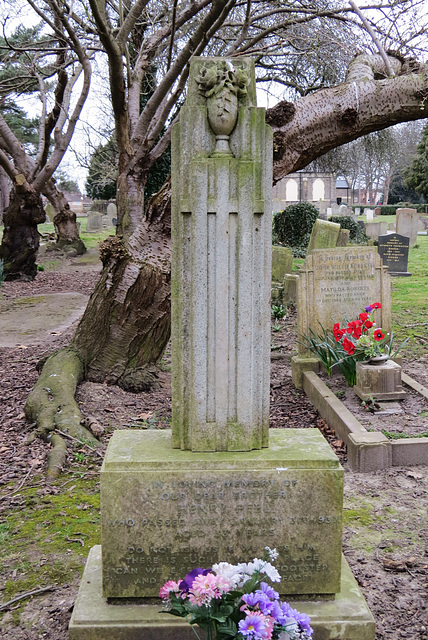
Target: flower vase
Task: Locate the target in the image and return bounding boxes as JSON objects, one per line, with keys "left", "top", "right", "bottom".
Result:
{"left": 366, "top": 354, "right": 389, "bottom": 365}
{"left": 207, "top": 88, "right": 238, "bottom": 155}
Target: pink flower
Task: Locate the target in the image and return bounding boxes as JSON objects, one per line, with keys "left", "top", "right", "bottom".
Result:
{"left": 188, "top": 572, "right": 231, "bottom": 606}
{"left": 159, "top": 580, "right": 180, "bottom": 600}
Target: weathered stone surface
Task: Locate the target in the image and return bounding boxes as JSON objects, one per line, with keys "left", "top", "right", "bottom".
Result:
{"left": 284, "top": 273, "right": 299, "bottom": 305}
{"left": 100, "top": 429, "right": 343, "bottom": 598}
{"left": 171, "top": 57, "right": 272, "bottom": 452}
{"left": 364, "top": 220, "right": 387, "bottom": 240}
{"left": 354, "top": 360, "right": 406, "bottom": 401}
{"left": 396, "top": 207, "right": 420, "bottom": 248}
{"left": 296, "top": 247, "right": 391, "bottom": 356}
{"left": 86, "top": 211, "right": 103, "bottom": 232}
{"left": 336, "top": 228, "right": 350, "bottom": 247}
{"left": 306, "top": 219, "right": 340, "bottom": 254}
{"left": 44, "top": 202, "right": 55, "bottom": 222}
{"left": 378, "top": 233, "right": 411, "bottom": 276}
{"left": 348, "top": 432, "right": 391, "bottom": 472}
{"left": 272, "top": 245, "right": 293, "bottom": 283}
{"left": 69, "top": 547, "right": 375, "bottom": 640}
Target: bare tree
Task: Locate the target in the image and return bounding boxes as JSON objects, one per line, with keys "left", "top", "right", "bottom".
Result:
{"left": 0, "top": 5, "right": 93, "bottom": 278}
{"left": 21, "top": 0, "right": 428, "bottom": 475}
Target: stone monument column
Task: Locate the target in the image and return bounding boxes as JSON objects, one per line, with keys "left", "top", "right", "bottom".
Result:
{"left": 171, "top": 57, "right": 272, "bottom": 452}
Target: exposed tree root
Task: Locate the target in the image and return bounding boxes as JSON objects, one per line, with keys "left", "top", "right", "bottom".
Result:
{"left": 25, "top": 348, "right": 100, "bottom": 478}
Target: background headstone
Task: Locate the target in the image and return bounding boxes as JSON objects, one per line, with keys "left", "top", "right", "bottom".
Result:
{"left": 106, "top": 202, "right": 117, "bottom": 226}
{"left": 396, "top": 207, "right": 421, "bottom": 248}
{"left": 339, "top": 204, "right": 351, "bottom": 217}
{"left": 272, "top": 245, "right": 293, "bottom": 283}
{"left": 364, "top": 220, "right": 387, "bottom": 240}
{"left": 365, "top": 208, "right": 374, "bottom": 221}
{"left": 378, "top": 233, "right": 411, "bottom": 276}
{"left": 44, "top": 202, "right": 55, "bottom": 222}
{"left": 306, "top": 219, "right": 340, "bottom": 255}
{"left": 86, "top": 211, "right": 103, "bottom": 232}
{"left": 336, "top": 228, "right": 350, "bottom": 247}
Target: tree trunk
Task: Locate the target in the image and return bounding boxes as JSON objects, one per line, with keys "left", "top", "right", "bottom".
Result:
{"left": 71, "top": 177, "right": 171, "bottom": 391}
{"left": 0, "top": 167, "right": 9, "bottom": 224}
{"left": 0, "top": 190, "right": 46, "bottom": 280}
{"left": 44, "top": 184, "right": 86, "bottom": 255}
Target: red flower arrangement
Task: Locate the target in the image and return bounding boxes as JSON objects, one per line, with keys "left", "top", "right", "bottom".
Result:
{"left": 333, "top": 303, "right": 388, "bottom": 358}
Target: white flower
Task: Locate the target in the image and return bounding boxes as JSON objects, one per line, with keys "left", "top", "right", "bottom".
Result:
{"left": 212, "top": 562, "right": 242, "bottom": 588}
{"left": 261, "top": 562, "right": 281, "bottom": 582}
{"left": 265, "top": 546, "right": 279, "bottom": 561}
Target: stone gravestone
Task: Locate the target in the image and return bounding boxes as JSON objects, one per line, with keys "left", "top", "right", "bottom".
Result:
{"left": 339, "top": 204, "right": 351, "bottom": 217}
{"left": 365, "top": 208, "right": 374, "bottom": 221}
{"left": 378, "top": 233, "right": 411, "bottom": 276}
{"left": 306, "top": 219, "right": 340, "bottom": 255}
{"left": 272, "top": 245, "right": 293, "bottom": 303}
{"left": 44, "top": 202, "right": 55, "bottom": 222}
{"left": 396, "top": 207, "right": 420, "bottom": 248}
{"left": 106, "top": 202, "right": 117, "bottom": 226}
{"left": 69, "top": 57, "right": 374, "bottom": 640}
{"left": 364, "top": 220, "right": 387, "bottom": 240}
{"left": 295, "top": 246, "right": 391, "bottom": 360}
{"left": 85, "top": 211, "right": 103, "bottom": 232}
{"left": 337, "top": 228, "right": 350, "bottom": 246}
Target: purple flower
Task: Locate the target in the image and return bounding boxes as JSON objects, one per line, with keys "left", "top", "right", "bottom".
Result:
{"left": 179, "top": 567, "right": 211, "bottom": 593}
{"left": 259, "top": 582, "right": 279, "bottom": 600}
{"left": 269, "top": 600, "right": 287, "bottom": 624}
{"left": 292, "top": 609, "right": 313, "bottom": 635}
{"left": 364, "top": 305, "right": 373, "bottom": 313}
{"left": 238, "top": 612, "right": 267, "bottom": 638}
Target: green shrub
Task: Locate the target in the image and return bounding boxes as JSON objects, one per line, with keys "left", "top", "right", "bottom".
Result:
{"left": 378, "top": 205, "right": 398, "bottom": 215}
{"left": 328, "top": 216, "right": 369, "bottom": 244}
{"left": 273, "top": 202, "right": 318, "bottom": 257}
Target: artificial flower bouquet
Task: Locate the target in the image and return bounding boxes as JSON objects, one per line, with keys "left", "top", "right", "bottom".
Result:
{"left": 332, "top": 302, "right": 390, "bottom": 360}
{"left": 301, "top": 302, "right": 407, "bottom": 386}
{"left": 159, "top": 547, "right": 313, "bottom": 640}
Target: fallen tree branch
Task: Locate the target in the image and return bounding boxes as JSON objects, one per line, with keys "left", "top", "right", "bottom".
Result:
{"left": 0, "top": 585, "right": 55, "bottom": 611}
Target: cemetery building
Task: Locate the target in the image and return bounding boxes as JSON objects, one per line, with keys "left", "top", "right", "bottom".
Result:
{"left": 272, "top": 171, "right": 351, "bottom": 214}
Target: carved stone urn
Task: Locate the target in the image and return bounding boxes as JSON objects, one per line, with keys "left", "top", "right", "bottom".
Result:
{"left": 196, "top": 60, "right": 248, "bottom": 157}
{"left": 206, "top": 88, "right": 238, "bottom": 155}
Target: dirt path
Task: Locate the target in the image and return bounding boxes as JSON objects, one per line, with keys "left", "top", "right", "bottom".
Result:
{"left": 0, "top": 251, "right": 427, "bottom": 640}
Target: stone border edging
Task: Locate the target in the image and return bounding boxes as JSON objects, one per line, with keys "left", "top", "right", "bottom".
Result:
{"left": 302, "top": 370, "right": 428, "bottom": 472}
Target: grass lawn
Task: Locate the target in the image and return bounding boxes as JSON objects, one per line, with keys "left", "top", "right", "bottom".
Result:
{"left": 390, "top": 235, "right": 428, "bottom": 357}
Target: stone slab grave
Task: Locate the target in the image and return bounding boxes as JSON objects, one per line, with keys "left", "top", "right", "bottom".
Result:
{"left": 271, "top": 245, "right": 293, "bottom": 303}
{"left": 70, "top": 56, "right": 374, "bottom": 640}
{"left": 396, "top": 207, "right": 420, "bottom": 248}
{"left": 378, "top": 232, "right": 411, "bottom": 276}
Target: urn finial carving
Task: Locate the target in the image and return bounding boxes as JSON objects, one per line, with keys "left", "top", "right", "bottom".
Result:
{"left": 196, "top": 60, "right": 249, "bottom": 155}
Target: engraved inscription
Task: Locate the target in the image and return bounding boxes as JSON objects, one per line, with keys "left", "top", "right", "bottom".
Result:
{"left": 102, "top": 471, "right": 342, "bottom": 594}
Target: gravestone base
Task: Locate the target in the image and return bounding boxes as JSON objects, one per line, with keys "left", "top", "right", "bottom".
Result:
{"left": 354, "top": 360, "right": 406, "bottom": 401}
{"left": 389, "top": 270, "right": 411, "bottom": 277}
{"left": 69, "top": 546, "right": 375, "bottom": 640}
{"left": 101, "top": 429, "right": 343, "bottom": 598}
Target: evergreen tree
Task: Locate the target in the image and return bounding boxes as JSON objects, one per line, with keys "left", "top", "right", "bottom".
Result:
{"left": 404, "top": 123, "right": 428, "bottom": 200}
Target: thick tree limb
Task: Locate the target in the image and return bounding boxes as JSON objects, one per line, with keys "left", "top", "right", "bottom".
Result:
{"left": 268, "top": 55, "right": 428, "bottom": 183}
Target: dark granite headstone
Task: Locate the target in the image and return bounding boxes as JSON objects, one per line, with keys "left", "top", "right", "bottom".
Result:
{"left": 378, "top": 233, "right": 411, "bottom": 276}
